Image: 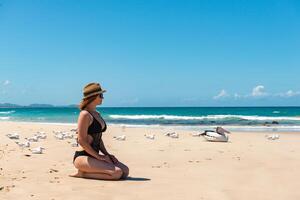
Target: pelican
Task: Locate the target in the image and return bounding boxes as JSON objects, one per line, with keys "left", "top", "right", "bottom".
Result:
{"left": 202, "top": 127, "right": 231, "bottom": 142}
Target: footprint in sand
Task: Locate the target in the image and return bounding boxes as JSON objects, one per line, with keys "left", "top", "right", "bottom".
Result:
{"left": 49, "top": 168, "right": 59, "bottom": 173}
{"left": 152, "top": 165, "right": 161, "bottom": 168}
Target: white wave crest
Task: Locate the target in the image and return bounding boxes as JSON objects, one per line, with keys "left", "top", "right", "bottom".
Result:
{"left": 109, "top": 114, "right": 300, "bottom": 121}
{"left": 0, "top": 117, "right": 10, "bottom": 120}
{"left": 0, "top": 110, "right": 15, "bottom": 114}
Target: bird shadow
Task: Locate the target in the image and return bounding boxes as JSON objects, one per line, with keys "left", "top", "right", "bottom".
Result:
{"left": 122, "top": 176, "right": 151, "bottom": 181}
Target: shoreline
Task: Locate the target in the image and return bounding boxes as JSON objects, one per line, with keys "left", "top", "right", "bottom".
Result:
{"left": 0, "top": 119, "right": 300, "bottom": 132}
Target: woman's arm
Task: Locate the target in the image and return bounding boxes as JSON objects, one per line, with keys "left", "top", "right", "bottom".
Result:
{"left": 77, "top": 111, "right": 106, "bottom": 161}
{"left": 99, "top": 139, "right": 119, "bottom": 164}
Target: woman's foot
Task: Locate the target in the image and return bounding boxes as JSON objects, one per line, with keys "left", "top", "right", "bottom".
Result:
{"left": 69, "top": 170, "right": 84, "bottom": 178}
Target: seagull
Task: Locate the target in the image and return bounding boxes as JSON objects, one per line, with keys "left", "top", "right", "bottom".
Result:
{"left": 34, "top": 132, "right": 47, "bottom": 139}
{"left": 16, "top": 141, "right": 30, "bottom": 148}
{"left": 71, "top": 140, "right": 78, "bottom": 147}
{"left": 144, "top": 134, "right": 155, "bottom": 140}
{"left": 113, "top": 135, "right": 126, "bottom": 141}
{"left": 164, "top": 132, "right": 179, "bottom": 138}
{"left": 266, "top": 134, "right": 280, "bottom": 140}
{"left": 63, "top": 132, "right": 74, "bottom": 139}
{"left": 6, "top": 133, "right": 20, "bottom": 139}
{"left": 30, "top": 146, "right": 45, "bottom": 154}
{"left": 201, "top": 127, "right": 231, "bottom": 142}
{"left": 54, "top": 133, "right": 64, "bottom": 140}
{"left": 26, "top": 136, "right": 39, "bottom": 142}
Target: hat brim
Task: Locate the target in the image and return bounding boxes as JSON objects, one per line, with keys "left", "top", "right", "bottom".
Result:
{"left": 83, "top": 90, "right": 106, "bottom": 100}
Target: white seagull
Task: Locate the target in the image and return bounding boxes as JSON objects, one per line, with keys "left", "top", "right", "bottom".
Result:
{"left": 26, "top": 136, "right": 39, "bottom": 142}
{"left": 30, "top": 146, "right": 45, "bottom": 154}
{"left": 164, "top": 132, "right": 179, "bottom": 138}
{"left": 113, "top": 135, "right": 126, "bottom": 141}
{"left": 16, "top": 141, "right": 30, "bottom": 148}
{"left": 6, "top": 133, "right": 20, "bottom": 139}
{"left": 144, "top": 134, "right": 155, "bottom": 140}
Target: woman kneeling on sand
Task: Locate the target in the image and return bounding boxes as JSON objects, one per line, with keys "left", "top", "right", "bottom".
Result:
{"left": 70, "top": 82, "right": 129, "bottom": 180}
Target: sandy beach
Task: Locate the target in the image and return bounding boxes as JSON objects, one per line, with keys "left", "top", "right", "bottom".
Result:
{"left": 0, "top": 121, "right": 300, "bottom": 200}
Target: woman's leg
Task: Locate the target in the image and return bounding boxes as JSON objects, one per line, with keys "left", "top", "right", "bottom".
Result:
{"left": 114, "top": 161, "right": 129, "bottom": 179}
{"left": 71, "top": 156, "right": 123, "bottom": 180}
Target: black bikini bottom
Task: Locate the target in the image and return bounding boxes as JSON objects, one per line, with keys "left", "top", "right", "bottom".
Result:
{"left": 73, "top": 150, "right": 93, "bottom": 163}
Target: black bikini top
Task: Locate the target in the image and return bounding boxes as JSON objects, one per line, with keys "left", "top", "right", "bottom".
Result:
{"left": 87, "top": 111, "right": 107, "bottom": 135}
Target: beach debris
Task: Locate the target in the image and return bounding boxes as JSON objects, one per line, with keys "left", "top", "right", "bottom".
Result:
{"left": 144, "top": 134, "right": 155, "bottom": 140}
{"left": 265, "top": 134, "right": 280, "bottom": 140}
{"left": 164, "top": 132, "right": 179, "bottom": 138}
{"left": 6, "top": 133, "right": 20, "bottom": 139}
{"left": 30, "top": 146, "right": 45, "bottom": 154}
{"left": 26, "top": 136, "right": 39, "bottom": 142}
{"left": 201, "top": 127, "right": 230, "bottom": 142}
{"left": 70, "top": 128, "right": 77, "bottom": 132}
{"left": 15, "top": 141, "right": 30, "bottom": 148}
{"left": 113, "top": 135, "right": 126, "bottom": 141}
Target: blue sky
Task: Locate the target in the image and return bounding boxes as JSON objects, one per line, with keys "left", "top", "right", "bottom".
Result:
{"left": 0, "top": 0, "right": 299, "bottom": 107}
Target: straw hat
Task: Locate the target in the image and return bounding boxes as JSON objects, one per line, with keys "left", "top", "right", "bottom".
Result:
{"left": 82, "top": 82, "right": 106, "bottom": 100}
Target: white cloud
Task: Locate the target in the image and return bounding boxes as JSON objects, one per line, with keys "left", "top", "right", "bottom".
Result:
{"left": 251, "top": 85, "right": 267, "bottom": 97}
{"left": 3, "top": 80, "right": 10, "bottom": 86}
{"left": 213, "top": 89, "right": 229, "bottom": 100}
{"left": 277, "top": 90, "right": 300, "bottom": 98}
{"left": 213, "top": 86, "right": 300, "bottom": 100}
{"left": 234, "top": 93, "right": 242, "bottom": 99}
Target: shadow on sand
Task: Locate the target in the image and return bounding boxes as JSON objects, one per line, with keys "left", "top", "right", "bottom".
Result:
{"left": 122, "top": 177, "right": 151, "bottom": 181}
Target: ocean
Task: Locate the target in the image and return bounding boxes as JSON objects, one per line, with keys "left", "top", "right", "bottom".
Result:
{"left": 1, "top": 107, "right": 300, "bottom": 132}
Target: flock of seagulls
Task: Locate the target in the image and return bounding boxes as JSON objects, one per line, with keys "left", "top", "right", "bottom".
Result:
{"left": 5, "top": 126, "right": 281, "bottom": 153}
{"left": 5, "top": 129, "right": 78, "bottom": 154}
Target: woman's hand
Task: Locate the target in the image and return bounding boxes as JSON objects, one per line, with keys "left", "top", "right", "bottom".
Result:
{"left": 104, "top": 155, "right": 114, "bottom": 164}
{"left": 95, "top": 155, "right": 113, "bottom": 164}
{"left": 109, "top": 154, "right": 119, "bottom": 164}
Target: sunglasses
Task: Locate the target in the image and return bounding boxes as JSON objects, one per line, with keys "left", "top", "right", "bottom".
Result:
{"left": 99, "top": 93, "right": 104, "bottom": 99}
